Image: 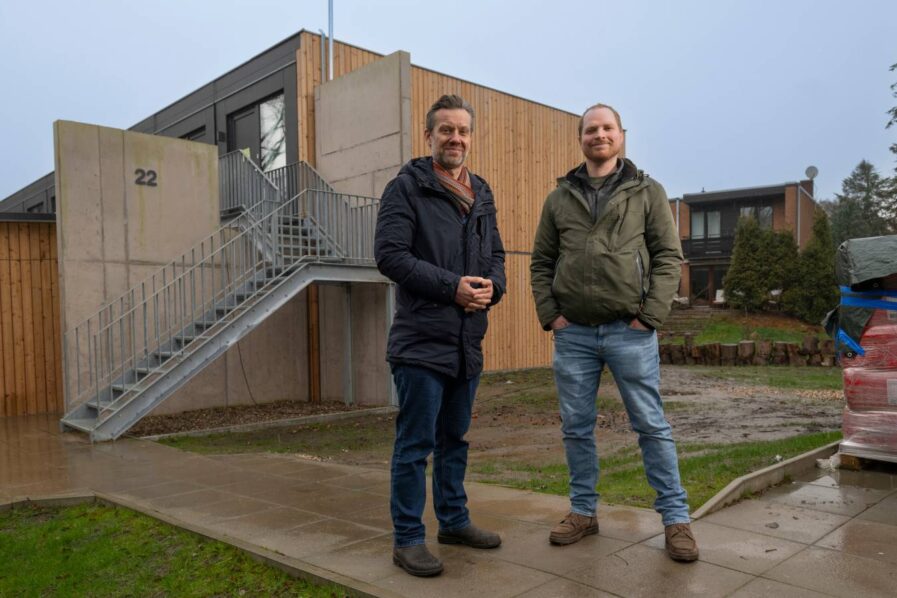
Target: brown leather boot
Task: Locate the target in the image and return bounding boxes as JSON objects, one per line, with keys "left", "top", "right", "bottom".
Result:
{"left": 665, "top": 523, "right": 699, "bottom": 562}
{"left": 549, "top": 512, "right": 599, "bottom": 545}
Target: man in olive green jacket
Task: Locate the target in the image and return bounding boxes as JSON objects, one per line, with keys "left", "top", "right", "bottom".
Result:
{"left": 530, "top": 103, "right": 698, "bottom": 562}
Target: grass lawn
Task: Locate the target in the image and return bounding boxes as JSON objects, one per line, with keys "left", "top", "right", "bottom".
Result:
{"left": 0, "top": 503, "right": 346, "bottom": 597}
{"left": 691, "top": 365, "right": 843, "bottom": 391}
{"left": 161, "top": 416, "right": 396, "bottom": 459}
{"left": 470, "top": 431, "right": 842, "bottom": 509}
{"left": 662, "top": 314, "right": 827, "bottom": 345}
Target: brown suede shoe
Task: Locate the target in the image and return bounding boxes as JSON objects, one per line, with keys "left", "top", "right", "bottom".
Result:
{"left": 549, "top": 512, "right": 599, "bottom": 545}
{"left": 665, "top": 523, "right": 699, "bottom": 562}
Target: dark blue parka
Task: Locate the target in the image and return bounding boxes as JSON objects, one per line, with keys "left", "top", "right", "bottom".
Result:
{"left": 374, "top": 157, "right": 506, "bottom": 379}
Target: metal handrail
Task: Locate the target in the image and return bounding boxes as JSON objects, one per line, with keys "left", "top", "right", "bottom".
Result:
{"left": 265, "top": 160, "right": 335, "bottom": 197}
{"left": 66, "top": 189, "right": 379, "bottom": 414}
{"left": 219, "top": 151, "right": 281, "bottom": 220}
{"left": 65, "top": 152, "right": 281, "bottom": 411}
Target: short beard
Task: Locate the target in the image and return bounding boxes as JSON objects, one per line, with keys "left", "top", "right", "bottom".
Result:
{"left": 436, "top": 150, "right": 466, "bottom": 171}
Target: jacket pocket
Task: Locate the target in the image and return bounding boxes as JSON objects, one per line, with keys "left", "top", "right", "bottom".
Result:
{"left": 594, "top": 250, "right": 643, "bottom": 315}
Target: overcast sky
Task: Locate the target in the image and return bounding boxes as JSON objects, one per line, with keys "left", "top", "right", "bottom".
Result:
{"left": 1, "top": 0, "right": 895, "bottom": 201}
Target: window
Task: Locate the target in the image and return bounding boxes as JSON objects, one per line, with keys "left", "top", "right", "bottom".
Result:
{"left": 260, "top": 94, "right": 286, "bottom": 171}
{"left": 181, "top": 127, "right": 206, "bottom": 142}
{"left": 691, "top": 210, "right": 720, "bottom": 239}
{"left": 739, "top": 204, "right": 773, "bottom": 229}
{"left": 758, "top": 206, "right": 773, "bottom": 229}
{"left": 706, "top": 210, "right": 721, "bottom": 238}
{"left": 691, "top": 211, "right": 705, "bottom": 239}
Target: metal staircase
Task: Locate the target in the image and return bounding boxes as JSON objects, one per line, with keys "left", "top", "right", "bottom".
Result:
{"left": 61, "top": 153, "right": 386, "bottom": 441}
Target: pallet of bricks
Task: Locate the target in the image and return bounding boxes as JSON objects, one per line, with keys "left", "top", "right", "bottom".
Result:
{"left": 826, "top": 235, "right": 897, "bottom": 463}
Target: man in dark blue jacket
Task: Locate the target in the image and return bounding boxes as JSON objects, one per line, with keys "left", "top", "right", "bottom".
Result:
{"left": 375, "top": 94, "right": 506, "bottom": 577}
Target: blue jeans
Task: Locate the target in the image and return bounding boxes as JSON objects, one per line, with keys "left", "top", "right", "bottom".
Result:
{"left": 552, "top": 320, "right": 690, "bottom": 526}
{"left": 390, "top": 364, "right": 479, "bottom": 547}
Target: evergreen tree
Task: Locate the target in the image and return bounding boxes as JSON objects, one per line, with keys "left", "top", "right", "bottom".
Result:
{"left": 766, "top": 229, "right": 799, "bottom": 293}
{"left": 782, "top": 209, "right": 838, "bottom": 324}
{"left": 724, "top": 217, "right": 769, "bottom": 312}
{"left": 829, "top": 160, "right": 892, "bottom": 246}
{"left": 883, "top": 62, "right": 897, "bottom": 227}
{"left": 724, "top": 217, "right": 799, "bottom": 313}
{"left": 887, "top": 62, "right": 897, "bottom": 167}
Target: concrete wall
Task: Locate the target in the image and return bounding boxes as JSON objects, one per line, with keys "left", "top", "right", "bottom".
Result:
{"left": 152, "top": 290, "right": 310, "bottom": 415}
{"left": 54, "top": 121, "right": 312, "bottom": 414}
{"left": 54, "top": 121, "right": 220, "bottom": 334}
{"left": 314, "top": 51, "right": 412, "bottom": 197}
{"left": 55, "top": 121, "right": 220, "bottom": 409}
{"left": 318, "top": 282, "right": 390, "bottom": 406}
{"left": 311, "top": 52, "right": 408, "bottom": 406}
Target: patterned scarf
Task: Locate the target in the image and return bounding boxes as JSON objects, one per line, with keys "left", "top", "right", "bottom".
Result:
{"left": 433, "top": 162, "right": 475, "bottom": 215}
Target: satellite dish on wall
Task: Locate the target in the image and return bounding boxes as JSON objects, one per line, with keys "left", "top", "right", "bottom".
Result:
{"left": 805, "top": 165, "right": 818, "bottom": 180}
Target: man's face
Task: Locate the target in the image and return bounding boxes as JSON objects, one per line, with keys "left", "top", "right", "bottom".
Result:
{"left": 579, "top": 107, "right": 624, "bottom": 164}
{"left": 425, "top": 108, "right": 472, "bottom": 172}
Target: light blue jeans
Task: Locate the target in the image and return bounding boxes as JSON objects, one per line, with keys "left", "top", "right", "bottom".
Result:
{"left": 552, "top": 319, "right": 690, "bottom": 526}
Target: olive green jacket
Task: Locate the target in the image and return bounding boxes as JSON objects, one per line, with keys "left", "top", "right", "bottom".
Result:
{"left": 530, "top": 158, "right": 683, "bottom": 331}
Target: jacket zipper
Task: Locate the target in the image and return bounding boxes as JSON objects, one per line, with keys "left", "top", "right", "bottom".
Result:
{"left": 636, "top": 251, "right": 647, "bottom": 301}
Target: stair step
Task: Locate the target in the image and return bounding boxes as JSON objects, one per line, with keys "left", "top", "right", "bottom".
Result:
{"left": 62, "top": 417, "right": 98, "bottom": 433}
{"left": 84, "top": 399, "right": 114, "bottom": 413}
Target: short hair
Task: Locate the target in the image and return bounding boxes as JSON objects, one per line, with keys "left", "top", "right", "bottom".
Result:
{"left": 578, "top": 103, "right": 624, "bottom": 137}
{"left": 425, "top": 94, "right": 475, "bottom": 133}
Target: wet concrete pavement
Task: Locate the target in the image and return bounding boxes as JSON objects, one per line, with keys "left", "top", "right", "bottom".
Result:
{"left": 2, "top": 414, "right": 897, "bottom": 597}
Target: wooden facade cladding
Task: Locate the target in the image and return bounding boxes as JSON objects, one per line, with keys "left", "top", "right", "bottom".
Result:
{"left": 297, "top": 32, "right": 383, "bottom": 166}
{"left": 297, "top": 32, "right": 585, "bottom": 371}
{"left": 408, "top": 68, "right": 582, "bottom": 253}
{"left": 0, "top": 222, "right": 63, "bottom": 416}
{"left": 297, "top": 33, "right": 583, "bottom": 251}
{"left": 481, "top": 253, "right": 552, "bottom": 371}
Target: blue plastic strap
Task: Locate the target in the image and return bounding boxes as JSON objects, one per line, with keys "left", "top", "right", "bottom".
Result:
{"left": 839, "top": 286, "right": 897, "bottom": 298}
{"left": 840, "top": 296, "right": 897, "bottom": 310}
{"left": 836, "top": 329, "right": 865, "bottom": 356}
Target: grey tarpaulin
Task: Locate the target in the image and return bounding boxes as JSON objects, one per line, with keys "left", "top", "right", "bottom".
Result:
{"left": 824, "top": 234, "right": 897, "bottom": 355}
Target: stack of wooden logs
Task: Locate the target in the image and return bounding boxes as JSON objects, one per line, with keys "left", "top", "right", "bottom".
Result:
{"left": 658, "top": 334, "right": 836, "bottom": 367}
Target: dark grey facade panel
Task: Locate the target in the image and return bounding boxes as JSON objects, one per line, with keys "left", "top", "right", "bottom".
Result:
{"left": 3, "top": 31, "right": 305, "bottom": 210}
{"left": 132, "top": 33, "right": 300, "bottom": 137}
{"left": 211, "top": 35, "right": 301, "bottom": 99}
{"left": 0, "top": 172, "right": 55, "bottom": 214}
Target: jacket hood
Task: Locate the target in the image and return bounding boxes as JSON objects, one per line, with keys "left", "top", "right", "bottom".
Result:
{"left": 559, "top": 158, "right": 645, "bottom": 191}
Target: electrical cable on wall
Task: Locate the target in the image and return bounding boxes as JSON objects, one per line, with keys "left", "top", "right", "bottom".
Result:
{"left": 236, "top": 340, "right": 259, "bottom": 405}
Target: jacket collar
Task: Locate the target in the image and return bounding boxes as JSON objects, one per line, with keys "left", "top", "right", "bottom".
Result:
{"left": 401, "top": 157, "right": 493, "bottom": 207}
{"left": 556, "top": 158, "right": 647, "bottom": 223}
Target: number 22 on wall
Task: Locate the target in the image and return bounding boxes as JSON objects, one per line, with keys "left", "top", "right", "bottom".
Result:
{"left": 134, "top": 169, "right": 158, "bottom": 187}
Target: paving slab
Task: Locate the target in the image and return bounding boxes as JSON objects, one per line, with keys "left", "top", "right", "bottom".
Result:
{"left": 4, "top": 414, "right": 897, "bottom": 598}
{"left": 764, "top": 546, "right": 897, "bottom": 598}
{"left": 514, "top": 578, "right": 618, "bottom": 597}
{"left": 641, "top": 520, "right": 806, "bottom": 575}
{"left": 565, "top": 543, "right": 753, "bottom": 597}
{"left": 856, "top": 493, "right": 897, "bottom": 526}
{"left": 727, "top": 578, "right": 831, "bottom": 597}
{"left": 761, "top": 480, "right": 893, "bottom": 517}
{"left": 372, "top": 545, "right": 555, "bottom": 598}
{"left": 816, "top": 518, "right": 897, "bottom": 565}
{"left": 701, "top": 499, "right": 851, "bottom": 544}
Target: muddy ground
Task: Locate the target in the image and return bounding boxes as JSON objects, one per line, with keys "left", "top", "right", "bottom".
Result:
{"left": 144, "top": 366, "right": 844, "bottom": 473}
{"left": 466, "top": 366, "right": 842, "bottom": 474}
